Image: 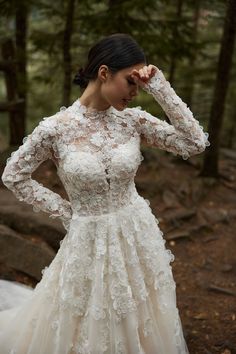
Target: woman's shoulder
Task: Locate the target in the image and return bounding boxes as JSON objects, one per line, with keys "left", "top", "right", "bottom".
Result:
{"left": 40, "top": 105, "right": 77, "bottom": 129}
{"left": 32, "top": 108, "right": 70, "bottom": 140}
{"left": 122, "top": 105, "right": 145, "bottom": 122}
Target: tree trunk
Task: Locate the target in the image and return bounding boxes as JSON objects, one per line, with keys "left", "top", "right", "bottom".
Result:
{"left": 201, "top": 0, "right": 236, "bottom": 177}
{"left": 165, "top": 0, "right": 183, "bottom": 125}
{"left": 62, "top": 0, "right": 75, "bottom": 107}
{"left": 15, "top": 0, "right": 28, "bottom": 143}
{"left": 185, "top": 1, "right": 201, "bottom": 108}
{"left": 108, "top": 0, "right": 127, "bottom": 32}
{"left": 1, "top": 40, "right": 24, "bottom": 146}
{"left": 226, "top": 109, "right": 236, "bottom": 149}
{"left": 168, "top": 0, "right": 183, "bottom": 85}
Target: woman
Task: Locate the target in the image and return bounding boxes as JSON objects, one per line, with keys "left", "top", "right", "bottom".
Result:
{"left": 0, "top": 33, "right": 210, "bottom": 353}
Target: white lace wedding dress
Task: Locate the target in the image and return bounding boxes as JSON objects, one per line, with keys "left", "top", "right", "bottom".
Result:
{"left": 0, "top": 69, "right": 210, "bottom": 354}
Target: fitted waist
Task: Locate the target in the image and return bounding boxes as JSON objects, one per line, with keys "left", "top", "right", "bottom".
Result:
{"left": 70, "top": 189, "right": 141, "bottom": 218}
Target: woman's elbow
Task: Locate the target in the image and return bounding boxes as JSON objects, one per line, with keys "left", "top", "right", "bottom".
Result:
{"left": 2, "top": 167, "right": 14, "bottom": 190}
{"left": 183, "top": 138, "right": 210, "bottom": 159}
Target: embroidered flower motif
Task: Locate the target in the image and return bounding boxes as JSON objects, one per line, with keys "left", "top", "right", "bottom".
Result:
{"left": 2, "top": 69, "right": 206, "bottom": 354}
{"left": 90, "top": 132, "right": 105, "bottom": 147}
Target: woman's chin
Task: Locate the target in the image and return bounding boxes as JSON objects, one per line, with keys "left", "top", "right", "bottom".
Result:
{"left": 114, "top": 100, "right": 128, "bottom": 111}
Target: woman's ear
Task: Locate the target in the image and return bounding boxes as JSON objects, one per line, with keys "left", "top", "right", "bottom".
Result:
{"left": 98, "top": 65, "right": 109, "bottom": 82}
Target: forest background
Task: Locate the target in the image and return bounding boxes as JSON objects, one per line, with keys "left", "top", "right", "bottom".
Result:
{"left": 0, "top": 0, "right": 236, "bottom": 353}
{"left": 0, "top": 0, "right": 235, "bottom": 175}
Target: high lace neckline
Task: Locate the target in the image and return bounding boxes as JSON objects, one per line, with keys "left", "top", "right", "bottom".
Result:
{"left": 73, "top": 98, "right": 114, "bottom": 119}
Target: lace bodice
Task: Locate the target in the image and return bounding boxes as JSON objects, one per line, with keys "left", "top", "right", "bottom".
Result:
{"left": 1, "top": 69, "right": 210, "bottom": 228}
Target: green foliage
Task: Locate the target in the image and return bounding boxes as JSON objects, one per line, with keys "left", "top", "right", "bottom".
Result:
{"left": 0, "top": 0, "right": 235, "bottom": 147}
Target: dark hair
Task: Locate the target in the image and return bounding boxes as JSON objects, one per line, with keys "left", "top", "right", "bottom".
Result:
{"left": 73, "top": 33, "right": 147, "bottom": 89}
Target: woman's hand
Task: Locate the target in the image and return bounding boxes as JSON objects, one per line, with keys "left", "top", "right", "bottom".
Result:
{"left": 130, "top": 64, "right": 159, "bottom": 87}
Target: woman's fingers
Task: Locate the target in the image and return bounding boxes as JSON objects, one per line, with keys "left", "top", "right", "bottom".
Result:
{"left": 139, "top": 65, "right": 158, "bottom": 80}
{"left": 130, "top": 70, "right": 139, "bottom": 82}
{"left": 148, "top": 65, "right": 153, "bottom": 75}
{"left": 149, "top": 65, "right": 158, "bottom": 77}
{"left": 141, "top": 67, "right": 148, "bottom": 77}
{"left": 130, "top": 65, "right": 159, "bottom": 86}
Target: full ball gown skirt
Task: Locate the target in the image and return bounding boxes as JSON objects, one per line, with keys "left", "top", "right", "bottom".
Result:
{"left": 0, "top": 68, "right": 210, "bottom": 353}
{"left": 0, "top": 193, "right": 189, "bottom": 354}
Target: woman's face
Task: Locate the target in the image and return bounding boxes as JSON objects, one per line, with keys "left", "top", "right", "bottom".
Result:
{"left": 99, "top": 63, "right": 146, "bottom": 111}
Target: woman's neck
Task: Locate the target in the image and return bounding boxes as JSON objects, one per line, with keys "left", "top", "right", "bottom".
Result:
{"left": 79, "top": 81, "right": 111, "bottom": 111}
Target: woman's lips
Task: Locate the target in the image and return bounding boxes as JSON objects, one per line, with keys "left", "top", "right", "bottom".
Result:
{"left": 122, "top": 98, "right": 132, "bottom": 104}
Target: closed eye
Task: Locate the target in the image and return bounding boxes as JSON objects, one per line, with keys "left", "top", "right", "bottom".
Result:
{"left": 127, "top": 78, "right": 135, "bottom": 85}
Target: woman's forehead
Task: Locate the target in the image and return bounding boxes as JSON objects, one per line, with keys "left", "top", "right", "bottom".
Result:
{"left": 122, "top": 63, "right": 146, "bottom": 74}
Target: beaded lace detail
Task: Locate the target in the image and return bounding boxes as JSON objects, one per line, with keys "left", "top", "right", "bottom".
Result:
{"left": 135, "top": 69, "right": 210, "bottom": 160}
{"left": 1, "top": 69, "right": 210, "bottom": 226}
{"left": 0, "top": 69, "right": 207, "bottom": 353}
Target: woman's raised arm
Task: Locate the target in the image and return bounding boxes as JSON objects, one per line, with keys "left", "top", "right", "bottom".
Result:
{"left": 131, "top": 66, "right": 210, "bottom": 160}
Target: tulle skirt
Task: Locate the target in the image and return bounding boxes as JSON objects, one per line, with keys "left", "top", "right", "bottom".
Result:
{"left": 0, "top": 195, "right": 189, "bottom": 354}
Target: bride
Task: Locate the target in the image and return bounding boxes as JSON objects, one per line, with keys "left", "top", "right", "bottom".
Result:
{"left": 0, "top": 33, "right": 210, "bottom": 353}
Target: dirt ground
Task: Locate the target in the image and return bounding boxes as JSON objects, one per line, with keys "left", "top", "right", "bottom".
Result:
{"left": 0, "top": 148, "right": 235, "bottom": 354}
{"left": 137, "top": 150, "right": 236, "bottom": 354}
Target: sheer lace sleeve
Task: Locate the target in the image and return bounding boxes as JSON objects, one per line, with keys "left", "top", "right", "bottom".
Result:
{"left": 1, "top": 116, "right": 72, "bottom": 228}
{"left": 132, "top": 69, "right": 210, "bottom": 160}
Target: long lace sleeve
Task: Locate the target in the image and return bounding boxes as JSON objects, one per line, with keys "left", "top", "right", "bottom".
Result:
{"left": 132, "top": 69, "right": 210, "bottom": 160}
{"left": 1, "top": 116, "right": 72, "bottom": 228}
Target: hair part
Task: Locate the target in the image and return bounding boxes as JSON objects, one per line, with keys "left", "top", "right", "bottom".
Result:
{"left": 73, "top": 33, "right": 147, "bottom": 89}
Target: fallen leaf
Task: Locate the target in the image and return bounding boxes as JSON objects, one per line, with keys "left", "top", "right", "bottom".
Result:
{"left": 193, "top": 312, "right": 208, "bottom": 320}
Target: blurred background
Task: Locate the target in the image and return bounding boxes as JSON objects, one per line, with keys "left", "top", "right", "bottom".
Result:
{"left": 0, "top": 0, "right": 235, "bottom": 353}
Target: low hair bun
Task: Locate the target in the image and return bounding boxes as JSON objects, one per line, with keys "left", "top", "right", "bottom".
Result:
{"left": 73, "top": 68, "right": 88, "bottom": 89}
{"left": 73, "top": 33, "right": 146, "bottom": 90}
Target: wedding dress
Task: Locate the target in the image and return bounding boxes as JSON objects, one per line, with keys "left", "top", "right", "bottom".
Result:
{"left": 0, "top": 69, "right": 210, "bottom": 354}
